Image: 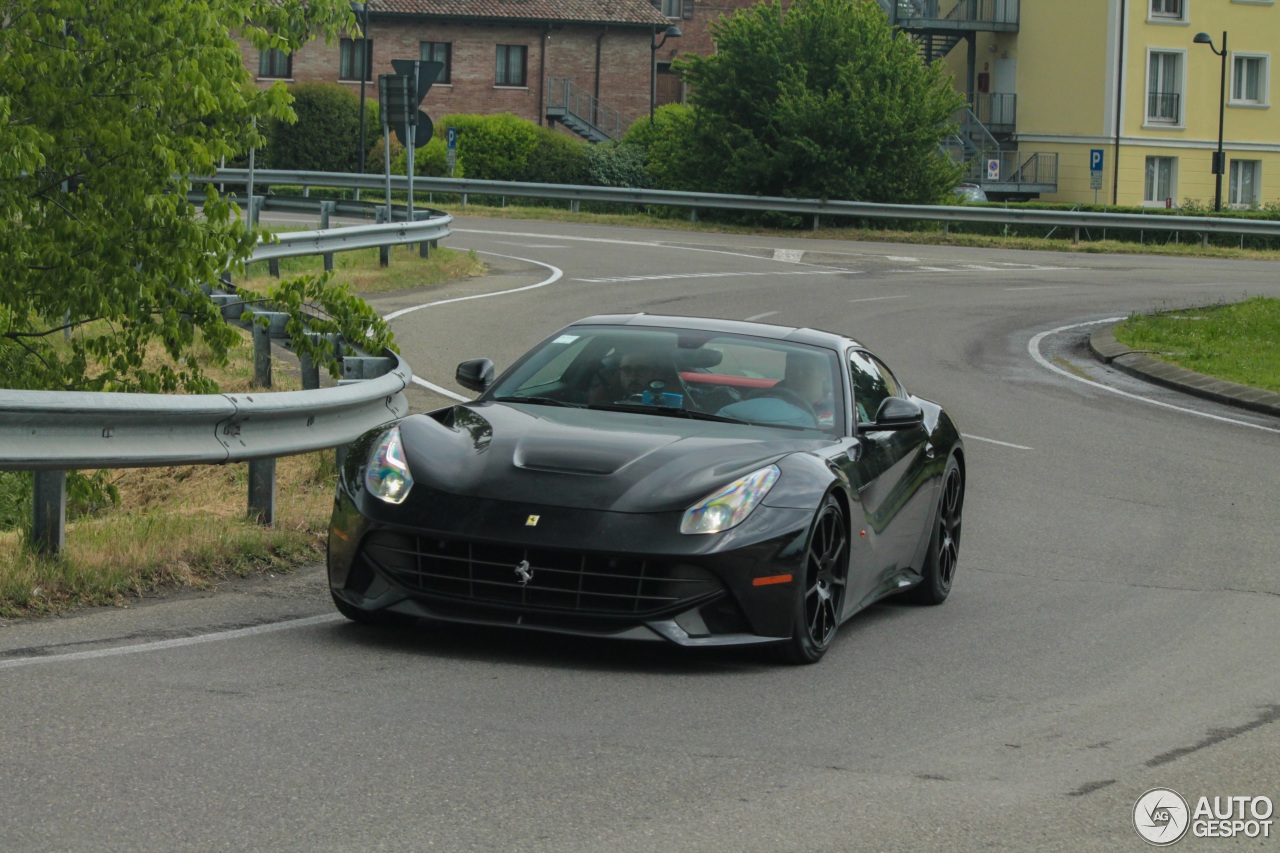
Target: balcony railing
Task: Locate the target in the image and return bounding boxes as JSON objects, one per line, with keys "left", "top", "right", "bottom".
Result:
{"left": 893, "top": 0, "right": 1019, "bottom": 29}
{"left": 970, "top": 92, "right": 1016, "bottom": 132}
{"left": 1147, "top": 92, "right": 1181, "bottom": 124}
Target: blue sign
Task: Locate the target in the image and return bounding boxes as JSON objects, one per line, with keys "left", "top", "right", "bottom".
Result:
{"left": 446, "top": 126, "right": 457, "bottom": 150}
{"left": 1090, "top": 148, "right": 1104, "bottom": 173}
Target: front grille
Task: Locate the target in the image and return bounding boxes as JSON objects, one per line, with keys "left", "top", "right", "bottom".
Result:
{"left": 362, "top": 531, "right": 722, "bottom": 617}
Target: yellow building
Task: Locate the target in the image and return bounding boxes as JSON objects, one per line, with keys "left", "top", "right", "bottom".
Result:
{"left": 886, "top": 0, "right": 1279, "bottom": 208}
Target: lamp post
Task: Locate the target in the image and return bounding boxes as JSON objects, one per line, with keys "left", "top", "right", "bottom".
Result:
{"left": 1193, "top": 30, "right": 1228, "bottom": 212}
{"left": 650, "top": 24, "right": 682, "bottom": 123}
{"left": 351, "top": 2, "right": 370, "bottom": 181}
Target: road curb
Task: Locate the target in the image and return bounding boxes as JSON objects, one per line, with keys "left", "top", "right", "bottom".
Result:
{"left": 1089, "top": 324, "right": 1280, "bottom": 418}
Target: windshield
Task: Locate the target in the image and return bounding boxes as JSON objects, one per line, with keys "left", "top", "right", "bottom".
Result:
{"left": 487, "top": 325, "right": 844, "bottom": 435}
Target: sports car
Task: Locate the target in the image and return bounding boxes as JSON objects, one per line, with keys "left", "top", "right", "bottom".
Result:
{"left": 328, "top": 314, "right": 965, "bottom": 663}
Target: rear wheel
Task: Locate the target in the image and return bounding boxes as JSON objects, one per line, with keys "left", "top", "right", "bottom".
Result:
{"left": 780, "top": 494, "right": 849, "bottom": 665}
{"left": 904, "top": 456, "right": 963, "bottom": 606}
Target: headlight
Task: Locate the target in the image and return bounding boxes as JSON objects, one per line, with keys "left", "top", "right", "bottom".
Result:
{"left": 364, "top": 425, "right": 413, "bottom": 504}
{"left": 680, "top": 465, "right": 780, "bottom": 535}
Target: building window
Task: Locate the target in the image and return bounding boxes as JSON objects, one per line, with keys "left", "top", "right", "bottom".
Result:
{"left": 1144, "top": 156, "right": 1176, "bottom": 204}
{"left": 1229, "top": 160, "right": 1260, "bottom": 206}
{"left": 258, "top": 48, "right": 291, "bottom": 79}
{"left": 420, "top": 41, "right": 452, "bottom": 84}
{"left": 496, "top": 45, "right": 527, "bottom": 87}
{"left": 660, "top": 0, "right": 682, "bottom": 17}
{"left": 340, "top": 38, "right": 372, "bottom": 82}
{"left": 1150, "top": 0, "right": 1186, "bottom": 18}
{"left": 1232, "top": 54, "right": 1269, "bottom": 105}
{"left": 1147, "top": 51, "right": 1182, "bottom": 124}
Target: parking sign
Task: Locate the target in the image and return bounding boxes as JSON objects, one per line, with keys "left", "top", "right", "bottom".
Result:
{"left": 986, "top": 158, "right": 1000, "bottom": 181}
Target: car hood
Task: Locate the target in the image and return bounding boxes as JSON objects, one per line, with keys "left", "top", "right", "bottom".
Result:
{"left": 398, "top": 402, "right": 826, "bottom": 513}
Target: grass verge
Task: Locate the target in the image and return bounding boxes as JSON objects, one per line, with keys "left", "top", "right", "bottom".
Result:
{"left": 243, "top": 242, "right": 486, "bottom": 294}
{"left": 1113, "top": 296, "right": 1280, "bottom": 393}
{"left": 2, "top": 231, "right": 487, "bottom": 620}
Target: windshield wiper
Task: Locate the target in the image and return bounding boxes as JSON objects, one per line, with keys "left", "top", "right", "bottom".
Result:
{"left": 492, "top": 396, "right": 584, "bottom": 408}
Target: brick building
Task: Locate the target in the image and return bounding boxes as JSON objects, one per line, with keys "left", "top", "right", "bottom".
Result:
{"left": 241, "top": 0, "right": 674, "bottom": 140}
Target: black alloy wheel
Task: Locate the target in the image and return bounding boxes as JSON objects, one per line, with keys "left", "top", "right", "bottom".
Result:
{"left": 905, "top": 455, "right": 963, "bottom": 606}
{"left": 782, "top": 494, "right": 850, "bottom": 664}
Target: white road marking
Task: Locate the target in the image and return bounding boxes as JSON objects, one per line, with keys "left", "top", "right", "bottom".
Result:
{"left": 848, "top": 295, "right": 911, "bottom": 304}
{"left": 488, "top": 241, "right": 569, "bottom": 249}
{"left": 745, "top": 311, "right": 779, "bottom": 321}
{"left": 1005, "top": 285, "right": 1069, "bottom": 291}
{"left": 886, "top": 256, "right": 919, "bottom": 262}
{"left": 0, "top": 614, "right": 345, "bottom": 672}
{"left": 382, "top": 250, "right": 563, "bottom": 321}
{"left": 453, "top": 227, "right": 851, "bottom": 271}
{"left": 772, "top": 248, "right": 805, "bottom": 262}
{"left": 573, "top": 270, "right": 846, "bottom": 284}
{"left": 961, "top": 433, "right": 1033, "bottom": 450}
{"left": 413, "top": 377, "right": 469, "bottom": 401}
{"left": 1028, "top": 318, "right": 1280, "bottom": 435}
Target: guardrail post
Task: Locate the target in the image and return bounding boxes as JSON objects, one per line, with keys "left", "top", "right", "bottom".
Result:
{"left": 248, "top": 459, "right": 275, "bottom": 525}
{"left": 268, "top": 258, "right": 280, "bottom": 278}
{"left": 570, "top": 200, "right": 580, "bottom": 213}
{"left": 299, "top": 333, "right": 322, "bottom": 391}
{"left": 322, "top": 199, "right": 336, "bottom": 271}
{"left": 31, "top": 470, "right": 67, "bottom": 556}
{"left": 253, "top": 322, "right": 272, "bottom": 388}
{"left": 1073, "top": 227, "right": 1080, "bottom": 245}
{"left": 690, "top": 209, "right": 698, "bottom": 223}
{"left": 813, "top": 215, "right": 820, "bottom": 231}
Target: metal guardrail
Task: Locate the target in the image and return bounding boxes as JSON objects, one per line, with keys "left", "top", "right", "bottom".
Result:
{"left": 213, "top": 168, "right": 1280, "bottom": 239}
{"left": 0, "top": 358, "right": 411, "bottom": 471}
{"left": 1, "top": 204, "right": 449, "bottom": 555}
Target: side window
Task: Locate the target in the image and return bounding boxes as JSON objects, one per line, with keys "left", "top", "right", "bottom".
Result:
{"left": 849, "top": 350, "right": 891, "bottom": 425}
{"left": 868, "top": 355, "right": 903, "bottom": 399}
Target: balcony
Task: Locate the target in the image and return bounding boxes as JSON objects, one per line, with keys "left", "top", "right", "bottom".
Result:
{"left": 890, "top": 0, "right": 1020, "bottom": 32}
{"left": 970, "top": 92, "right": 1016, "bottom": 135}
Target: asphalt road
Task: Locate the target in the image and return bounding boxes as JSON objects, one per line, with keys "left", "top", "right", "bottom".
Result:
{"left": 2, "top": 218, "right": 1278, "bottom": 852}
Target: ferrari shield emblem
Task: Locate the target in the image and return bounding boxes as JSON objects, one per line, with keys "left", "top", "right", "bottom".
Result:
{"left": 525, "top": 514, "right": 540, "bottom": 527}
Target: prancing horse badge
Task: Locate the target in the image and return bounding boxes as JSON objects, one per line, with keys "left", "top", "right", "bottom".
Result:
{"left": 525, "top": 514, "right": 540, "bottom": 527}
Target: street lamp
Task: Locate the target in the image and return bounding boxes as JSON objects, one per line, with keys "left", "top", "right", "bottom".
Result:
{"left": 650, "top": 24, "right": 682, "bottom": 123}
{"left": 351, "top": 2, "right": 370, "bottom": 179}
{"left": 1193, "top": 30, "right": 1228, "bottom": 212}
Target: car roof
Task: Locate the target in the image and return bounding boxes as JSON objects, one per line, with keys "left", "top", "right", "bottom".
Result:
{"left": 572, "top": 313, "right": 861, "bottom": 350}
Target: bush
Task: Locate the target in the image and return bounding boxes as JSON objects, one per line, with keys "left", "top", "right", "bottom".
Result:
{"left": 532, "top": 130, "right": 590, "bottom": 185}
{"left": 585, "top": 141, "right": 649, "bottom": 188}
{"left": 266, "top": 83, "right": 378, "bottom": 173}
{"left": 438, "top": 112, "right": 542, "bottom": 181}
{"left": 622, "top": 104, "right": 700, "bottom": 190}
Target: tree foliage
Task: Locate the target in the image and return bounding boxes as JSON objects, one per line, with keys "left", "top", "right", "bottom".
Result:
{"left": 0, "top": 0, "right": 391, "bottom": 396}
{"left": 674, "top": 0, "right": 965, "bottom": 203}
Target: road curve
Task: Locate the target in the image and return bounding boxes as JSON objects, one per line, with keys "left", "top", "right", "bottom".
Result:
{"left": 2, "top": 217, "right": 1277, "bottom": 852}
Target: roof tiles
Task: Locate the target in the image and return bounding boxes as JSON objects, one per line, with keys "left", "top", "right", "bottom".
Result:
{"left": 371, "top": 0, "right": 670, "bottom": 26}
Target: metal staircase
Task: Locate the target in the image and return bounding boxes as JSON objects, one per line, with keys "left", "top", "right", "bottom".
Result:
{"left": 545, "top": 78, "right": 622, "bottom": 143}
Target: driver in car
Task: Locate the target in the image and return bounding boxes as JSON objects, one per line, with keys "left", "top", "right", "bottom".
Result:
{"left": 588, "top": 347, "right": 681, "bottom": 405}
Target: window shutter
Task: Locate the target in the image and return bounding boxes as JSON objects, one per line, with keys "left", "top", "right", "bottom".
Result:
{"left": 682, "top": 0, "right": 694, "bottom": 19}
{"left": 650, "top": 0, "right": 661, "bottom": 9}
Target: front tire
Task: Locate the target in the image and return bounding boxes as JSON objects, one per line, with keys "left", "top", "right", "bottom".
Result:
{"left": 780, "top": 494, "right": 850, "bottom": 665}
{"left": 904, "top": 455, "right": 963, "bottom": 606}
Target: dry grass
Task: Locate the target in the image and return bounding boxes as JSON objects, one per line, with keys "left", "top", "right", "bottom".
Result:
{"left": 0, "top": 332, "right": 339, "bottom": 619}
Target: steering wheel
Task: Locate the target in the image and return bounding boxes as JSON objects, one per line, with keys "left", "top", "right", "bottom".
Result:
{"left": 745, "top": 386, "right": 818, "bottom": 421}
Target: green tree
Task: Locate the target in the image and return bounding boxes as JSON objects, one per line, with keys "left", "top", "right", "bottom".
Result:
{"left": 0, "top": 0, "right": 390, "bottom": 397}
{"left": 674, "top": 0, "right": 965, "bottom": 203}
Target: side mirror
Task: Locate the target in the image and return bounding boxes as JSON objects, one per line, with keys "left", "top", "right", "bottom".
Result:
{"left": 455, "top": 358, "right": 495, "bottom": 394}
{"left": 871, "top": 396, "right": 924, "bottom": 429}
